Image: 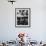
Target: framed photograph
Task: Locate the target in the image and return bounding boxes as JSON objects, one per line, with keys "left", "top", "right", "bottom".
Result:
{"left": 15, "top": 8, "right": 31, "bottom": 27}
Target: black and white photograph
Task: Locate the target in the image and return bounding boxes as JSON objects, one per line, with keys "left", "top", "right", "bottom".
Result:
{"left": 15, "top": 8, "right": 31, "bottom": 27}
{"left": 0, "top": 0, "right": 46, "bottom": 46}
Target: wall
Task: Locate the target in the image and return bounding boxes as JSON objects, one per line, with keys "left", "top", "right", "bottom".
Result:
{"left": 0, "top": 0, "right": 46, "bottom": 42}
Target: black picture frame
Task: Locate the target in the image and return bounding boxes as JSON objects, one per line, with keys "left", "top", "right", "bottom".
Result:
{"left": 15, "top": 8, "right": 31, "bottom": 28}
